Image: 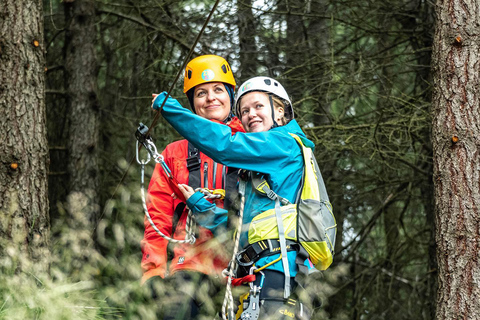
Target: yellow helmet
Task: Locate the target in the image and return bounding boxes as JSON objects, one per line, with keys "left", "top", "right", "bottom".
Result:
{"left": 183, "top": 55, "right": 236, "bottom": 93}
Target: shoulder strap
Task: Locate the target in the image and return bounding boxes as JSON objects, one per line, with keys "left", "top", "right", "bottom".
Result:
{"left": 223, "top": 166, "right": 240, "bottom": 210}
{"left": 187, "top": 141, "right": 202, "bottom": 189}
{"left": 171, "top": 202, "right": 186, "bottom": 236}
{"left": 250, "top": 172, "right": 290, "bottom": 205}
{"left": 289, "top": 133, "right": 329, "bottom": 203}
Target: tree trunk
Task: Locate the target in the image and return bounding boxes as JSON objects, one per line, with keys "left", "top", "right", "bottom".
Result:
{"left": 0, "top": 0, "right": 50, "bottom": 271}
{"left": 237, "top": 0, "right": 258, "bottom": 79}
{"left": 64, "top": 0, "right": 100, "bottom": 223}
{"left": 432, "top": 0, "right": 480, "bottom": 317}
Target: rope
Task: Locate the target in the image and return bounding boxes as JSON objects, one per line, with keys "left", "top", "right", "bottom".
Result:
{"left": 140, "top": 158, "right": 196, "bottom": 244}
{"left": 221, "top": 180, "right": 246, "bottom": 320}
{"left": 195, "top": 188, "right": 225, "bottom": 200}
{"left": 147, "top": 0, "right": 222, "bottom": 129}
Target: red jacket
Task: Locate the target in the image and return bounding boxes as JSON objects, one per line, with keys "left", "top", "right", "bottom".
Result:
{"left": 141, "top": 117, "right": 244, "bottom": 283}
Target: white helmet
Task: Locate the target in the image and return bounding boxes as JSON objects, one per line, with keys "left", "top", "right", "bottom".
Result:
{"left": 235, "top": 76, "right": 294, "bottom": 122}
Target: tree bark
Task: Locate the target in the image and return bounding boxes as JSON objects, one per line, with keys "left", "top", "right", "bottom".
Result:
{"left": 432, "top": 0, "right": 480, "bottom": 318}
{"left": 0, "top": 0, "right": 50, "bottom": 271}
{"left": 237, "top": 0, "right": 258, "bottom": 79}
{"left": 64, "top": 0, "right": 100, "bottom": 223}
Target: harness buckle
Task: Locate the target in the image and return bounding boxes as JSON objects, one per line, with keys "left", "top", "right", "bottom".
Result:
{"left": 265, "top": 189, "right": 277, "bottom": 201}
{"left": 186, "top": 149, "right": 201, "bottom": 171}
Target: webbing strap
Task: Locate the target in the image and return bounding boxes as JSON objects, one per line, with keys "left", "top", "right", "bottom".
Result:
{"left": 251, "top": 173, "right": 290, "bottom": 205}
{"left": 236, "top": 239, "right": 298, "bottom": 267}
{"left": 187, "top": 142, "right": 201, "bottom": 189}
{"left": 274, "top": 197, "right": 291, "bottom": 298}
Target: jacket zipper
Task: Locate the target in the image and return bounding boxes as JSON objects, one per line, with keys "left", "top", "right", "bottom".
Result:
{"left": 222, "top": 165, "right": 226, "bottom": 189}
{"left": 213, "top": 161, "right": 217, "bottom": 189}
{"left": 203, "top": 161, "right": 208, "bottom": 189}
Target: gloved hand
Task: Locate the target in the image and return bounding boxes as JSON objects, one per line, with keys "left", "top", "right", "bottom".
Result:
{"left": 151, "top": 91, "right": 183, "bottom": 111}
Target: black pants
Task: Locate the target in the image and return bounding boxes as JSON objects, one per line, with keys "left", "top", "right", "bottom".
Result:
{"left": 148, "top": 271, "right": 224, "bottom": 320}
{"left": 239, "top": 270, "right": 312, "bottom": 320}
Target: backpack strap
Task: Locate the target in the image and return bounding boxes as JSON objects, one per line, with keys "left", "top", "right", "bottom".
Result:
{"left": 250, "top": 172, "right": 290, "bottom": 205}
{"left": 247, "top": 171, "right": 292, "bottom": 298}
{"left": 274, "top": 195, "right": 291, "bottom": 298}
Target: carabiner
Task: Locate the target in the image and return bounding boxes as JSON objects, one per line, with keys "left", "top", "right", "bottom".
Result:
{"left": 136, "top": 140, "right": 151, "bottom": 165}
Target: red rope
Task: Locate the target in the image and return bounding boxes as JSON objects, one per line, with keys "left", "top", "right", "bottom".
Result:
{"left": 231, "top": 274, "right": 256, "bottom": 287}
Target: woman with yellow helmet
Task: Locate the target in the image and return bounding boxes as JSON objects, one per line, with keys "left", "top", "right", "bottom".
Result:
{"left": 141, "top": 55, "right": 244, "bottom": 319}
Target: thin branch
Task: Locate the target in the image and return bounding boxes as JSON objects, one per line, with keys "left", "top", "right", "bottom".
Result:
{"left": 97, "top": 8, "right": 191, "bottom": 52}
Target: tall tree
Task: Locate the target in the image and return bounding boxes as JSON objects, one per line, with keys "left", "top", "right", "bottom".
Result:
{"left": 0, "top": 0, "right": 50, "bottom": 271}
{"left": 64, "top": 0, "right": 100, "bottom": 222}
{"left": 432, "top": 0, "right": 480, "bottom": 318}
{"left": 237, "top": 0, "right": 258, "bottom": 79}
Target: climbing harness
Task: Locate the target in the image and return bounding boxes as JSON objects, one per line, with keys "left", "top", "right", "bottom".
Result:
{"left": 136, "top": 123, "right": 196, "bottom": 244}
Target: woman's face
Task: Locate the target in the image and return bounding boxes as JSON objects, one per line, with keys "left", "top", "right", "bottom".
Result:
{"left": 239, "top": 92, "right": 284, "bottom": 133}
{"left": 193, "top": 82, "right": 231, "bottom": 121}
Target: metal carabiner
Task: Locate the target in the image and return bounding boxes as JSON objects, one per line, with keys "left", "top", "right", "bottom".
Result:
{"left": 136, "top": 140, "right": 151, "bottom": 165}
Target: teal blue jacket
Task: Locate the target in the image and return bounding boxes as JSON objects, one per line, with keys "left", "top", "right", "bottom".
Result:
{"left": 159, "top": 96, "right": 315, "bottom": 276}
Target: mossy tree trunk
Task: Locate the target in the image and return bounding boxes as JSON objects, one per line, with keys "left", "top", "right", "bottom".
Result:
{"left": 0, "top": 0, "right": 50, "bottom": 272}
{"left": 432, "top": 0, "right": 480, "bottom": 317}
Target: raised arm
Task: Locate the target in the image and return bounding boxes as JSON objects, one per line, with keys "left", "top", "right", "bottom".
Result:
{"left": 154, "top": 92, "right": 299, "bottom": 175}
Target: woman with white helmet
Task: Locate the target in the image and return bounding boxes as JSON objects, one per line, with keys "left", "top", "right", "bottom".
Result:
{"left": 153, "top": 76, "right": 317, "bottom": 319}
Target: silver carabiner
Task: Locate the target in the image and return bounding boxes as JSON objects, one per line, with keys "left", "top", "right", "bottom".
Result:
{"left": 136, "top": 140, "right": 151, "bottom": 165}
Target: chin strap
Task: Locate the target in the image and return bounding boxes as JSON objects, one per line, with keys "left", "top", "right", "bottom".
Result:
{"left": 269, "top": 94, "right": 279, "bottom": 129}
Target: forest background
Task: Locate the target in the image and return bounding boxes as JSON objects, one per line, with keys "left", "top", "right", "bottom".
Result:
{"left": 1, "top": 0, "right": 479, "bottom": 319}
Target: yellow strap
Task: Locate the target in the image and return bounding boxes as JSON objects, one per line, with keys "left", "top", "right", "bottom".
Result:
{"left": 254, "top": 255, "right": 282, "bottom": 273}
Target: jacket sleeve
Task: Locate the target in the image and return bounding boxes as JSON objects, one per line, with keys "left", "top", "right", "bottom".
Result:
{"left": 161, "top": 103, "right": 298, "bottom": 176}
{"left": 140, "top": 152, "right": 176, "bottom": 280}
{"left": 186, "top": 192, "right": 228, "bottom": 235}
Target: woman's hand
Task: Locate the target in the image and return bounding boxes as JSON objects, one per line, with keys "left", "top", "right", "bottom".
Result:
{"left": 151, "top": 93, "right": 158, "bottom": 111}
{"left": 151, "top": 91, "right": 183, "bottom": 111}
{"left": 177, "top": 184, "right": 195, "bottom": 201}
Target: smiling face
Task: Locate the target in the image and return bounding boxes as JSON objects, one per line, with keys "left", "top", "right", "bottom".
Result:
{"left": 239, "top": 91, "right": 285, "bottom": 132}
{"left": 193, "top": 82, "right": 231, "bottom": 121}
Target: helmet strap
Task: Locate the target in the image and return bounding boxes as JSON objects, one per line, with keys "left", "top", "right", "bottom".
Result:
{"left": 223, "top": 83, "right": 235, "bottom": 123}
{"left": 269, "top": 94, "right": 279, "bottom": 129}
{"left": 186, "top": 88, "right": 196, "bottom": 113}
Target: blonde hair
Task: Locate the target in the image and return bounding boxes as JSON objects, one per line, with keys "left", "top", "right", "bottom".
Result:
{"left": 271, "top": 95, "right": 291, "bottom": 126}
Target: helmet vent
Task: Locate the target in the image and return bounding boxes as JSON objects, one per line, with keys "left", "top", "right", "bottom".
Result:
{"left": 274, "top": 82, "right": 278, "bottom": 86}
{"left": 187, "top": 70, "right": 192, "bottom": 79}
{"left": 221, "top": 64, "right": 227, "bottom": 74}
{"left": 264, "top": 79, "right": 271, "bottom": 85}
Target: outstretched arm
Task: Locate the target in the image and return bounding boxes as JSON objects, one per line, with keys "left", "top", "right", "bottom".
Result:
{"left": 153, "top": 92, "right": 298, "bottom": 175}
